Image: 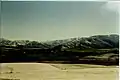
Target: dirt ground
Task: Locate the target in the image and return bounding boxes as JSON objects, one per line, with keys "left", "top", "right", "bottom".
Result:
{"left": 0, "top": 63, "right": 118, "bottom": 80}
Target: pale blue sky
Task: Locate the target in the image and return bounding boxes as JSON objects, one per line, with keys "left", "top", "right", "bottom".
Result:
{"left": 1, "top": 1, "right": 119, "bottom": 41}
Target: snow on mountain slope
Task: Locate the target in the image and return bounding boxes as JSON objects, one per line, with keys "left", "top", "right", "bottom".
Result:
{"left": 0, "top": 34, "right": 119, "bottom": 49}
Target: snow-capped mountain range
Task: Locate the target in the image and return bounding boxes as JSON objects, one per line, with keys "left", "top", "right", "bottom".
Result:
{"left": 0, "top": 34, "right": 119, "bottom": 49}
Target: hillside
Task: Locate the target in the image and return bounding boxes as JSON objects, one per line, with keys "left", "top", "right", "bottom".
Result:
{"left": 0, "top": 34, "right": 119, "bottom": 65}
{"left": 0, "top": 34, "right": 119, "bottom": 49}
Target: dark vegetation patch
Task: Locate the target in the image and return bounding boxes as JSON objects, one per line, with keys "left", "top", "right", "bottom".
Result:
{"left": 0, "top": 45, "right": 118, "bottom": 65}
{"left": 0, "top": 78, "right": 20, "bottom": 80}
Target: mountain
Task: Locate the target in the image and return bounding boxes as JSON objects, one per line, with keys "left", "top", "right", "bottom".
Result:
{"left": 61, "top": 34, "right": 119, "bottom": 49}
{"left": 0, "top": 34, "right": 119, "bottom": 65}
{"left": 42, "top": 34, "right": 119, "bottom": 49}
{"left": 0, "top": 34, "right": 119, "bottom": 49}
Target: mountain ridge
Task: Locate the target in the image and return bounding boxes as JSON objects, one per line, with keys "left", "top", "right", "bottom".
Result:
{"left": 0, "top": 34, "right": 119, "bottom": 49}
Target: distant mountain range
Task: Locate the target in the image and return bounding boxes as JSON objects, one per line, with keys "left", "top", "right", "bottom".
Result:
{"left": 0, "top": 34, "right": 119, "bottom": 49}
{"left": 0, "top": 34, "right": 119, "bottom": 64}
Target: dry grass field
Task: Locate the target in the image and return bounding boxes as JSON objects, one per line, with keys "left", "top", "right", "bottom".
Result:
{"left": 0, "top": 63, "right": 118, "bottom": 80}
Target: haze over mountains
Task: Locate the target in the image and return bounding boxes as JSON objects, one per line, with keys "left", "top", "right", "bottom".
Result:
{"left": 0, "top": 34, "right": 119, "bottom": 49}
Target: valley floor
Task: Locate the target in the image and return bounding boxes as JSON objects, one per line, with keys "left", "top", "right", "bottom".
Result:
{"left": 0, "top": 63, "right": 118, "bottom": 80}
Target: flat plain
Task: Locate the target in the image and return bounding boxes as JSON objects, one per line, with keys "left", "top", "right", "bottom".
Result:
{"left": 0, "top": 63, "right": 118, "bottom": 80}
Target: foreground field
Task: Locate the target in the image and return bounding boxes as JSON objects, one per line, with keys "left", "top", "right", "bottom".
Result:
{"left": 0, "top": 63, "right": 118, "bottom": 80}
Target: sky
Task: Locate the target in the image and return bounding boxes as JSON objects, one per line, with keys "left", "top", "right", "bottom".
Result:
{"left": 1, "top": 1, "right": 119, "bottom": 41}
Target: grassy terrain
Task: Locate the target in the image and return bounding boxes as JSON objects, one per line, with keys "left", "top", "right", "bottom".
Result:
{"left": 0, "top": 63, "right": 118, "bottom": 80}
